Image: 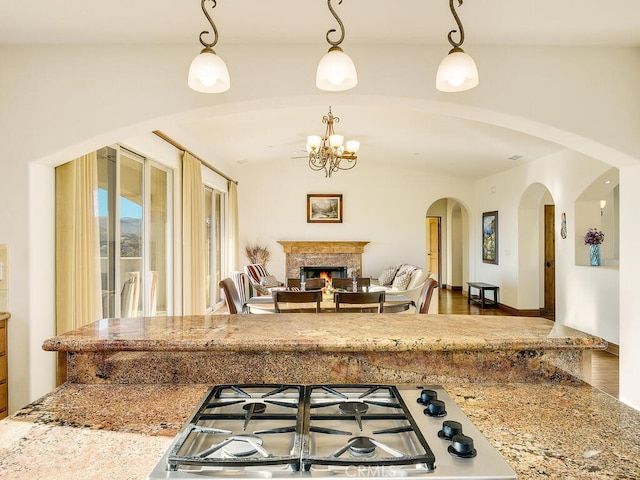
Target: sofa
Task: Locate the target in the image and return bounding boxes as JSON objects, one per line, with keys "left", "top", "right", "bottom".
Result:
{"left": 370, "top": 264, "right": 438, "bottom": 313}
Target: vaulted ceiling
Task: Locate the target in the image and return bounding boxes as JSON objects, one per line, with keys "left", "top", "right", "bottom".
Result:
{"left": 3, "top": 1, "right": 639, "bottom": 178}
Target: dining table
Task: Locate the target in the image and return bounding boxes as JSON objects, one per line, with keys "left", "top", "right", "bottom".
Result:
{"left": 245, "top": 290, "right": 415, "bottom": 313}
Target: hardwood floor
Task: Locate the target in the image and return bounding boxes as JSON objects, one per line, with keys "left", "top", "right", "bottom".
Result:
{"left": 438, "top": 287, "right": 620, "bottom": 398}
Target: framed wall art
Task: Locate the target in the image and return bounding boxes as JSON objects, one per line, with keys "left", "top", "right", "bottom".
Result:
{"left": 482, "top": 211, "right": 498, "bottom": 264}
{"left": 307, "top": 194, "right": 343, "bottom": 223}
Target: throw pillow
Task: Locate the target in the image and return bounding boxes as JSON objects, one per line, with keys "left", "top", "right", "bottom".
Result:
{"left": 392, "top": 271, "right": 412, "bottom": 290}
{"left": 395, "top": 264, "right": 417, "bottom": 278}
{"left": 259, "top": 275, "right": 281, "bottom": 288}
{"left": 378, "top": 266, "right": 399, "bottom": 286}
{"left": 391, "top": 264, "right": 418, "bottom": 290}
{"left": 253, "top": 283, "right": 270, "bottom": 295}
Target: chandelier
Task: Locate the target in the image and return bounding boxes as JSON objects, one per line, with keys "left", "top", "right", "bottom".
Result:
{"left": 307, "top": 107, "right": 360, "bottom": 178}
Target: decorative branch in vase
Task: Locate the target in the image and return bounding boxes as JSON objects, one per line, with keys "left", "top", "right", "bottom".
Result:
{"left": 584, "top": 228, "right": 604, "bottom": 266}
{"left": 245, "top": 243, "right": 271, "bottom": 265}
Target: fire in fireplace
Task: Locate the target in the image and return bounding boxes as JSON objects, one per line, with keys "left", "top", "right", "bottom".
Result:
{"left": 300, "top": 266, "right": 347, "bottom": 281}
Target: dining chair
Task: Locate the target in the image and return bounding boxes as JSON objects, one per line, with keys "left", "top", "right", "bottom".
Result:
{"left": 230, "top": 271, "right": 253, "bottom": 308}
{"left": 287, "top": 277, "right": 326, "bottom": 290}
{"left": 120, "top": 272, "right": 140, "bottom": 318}
{"left": 220, "top": 278, "right": 248, "bottom": 314}
{"left": 334, "top": 291, "right": 385, "bottom": 313}
{"left": 416, "top": 278, "right": 438, "bottom": 314}
{"left": 331, "top": 277, "right": 371, "bottom": 291}
{"left": 272, "top": 290, "right": 323, "bottom": 313}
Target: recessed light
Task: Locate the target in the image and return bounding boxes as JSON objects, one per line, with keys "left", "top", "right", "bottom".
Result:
{"left": 605, "top": 180, "right": 611, "bottom": 184}
{"left": 507, "top": 155, "right": 522, "bottom": 161}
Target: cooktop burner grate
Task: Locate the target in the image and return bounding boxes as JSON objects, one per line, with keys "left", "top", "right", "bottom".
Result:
{"left": 301, "top": 384, "right": 435, "bottom": 471}
{"left": 166, "top": 384, "right": 304, "bottom": 470}
{"left": 151, "top": 383, "right": 517, "bottom": 479}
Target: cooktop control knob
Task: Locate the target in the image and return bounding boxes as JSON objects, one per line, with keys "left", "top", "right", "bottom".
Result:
{"left": 448, "top": 434, "right": 477, "bottom": 458}
{"left": 438, "top": 420, "right": 463, "bottom": 440}
{"left": 417, "top": 389, "right": 438, "bottom": 405}
{"left": 423, "top": 399, "right": 447, "bottom": 417}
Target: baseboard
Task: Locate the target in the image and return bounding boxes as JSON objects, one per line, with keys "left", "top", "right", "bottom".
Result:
{"left": 606, "top": 342, "right": 619, "bottom": 356}
{"left": 497, "top": 303, "right": 541, "bottom": 317}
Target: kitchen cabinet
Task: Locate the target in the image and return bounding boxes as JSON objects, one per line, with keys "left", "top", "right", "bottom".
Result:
{"left": 0, "top": 316, "right": 7, "bottom": 419}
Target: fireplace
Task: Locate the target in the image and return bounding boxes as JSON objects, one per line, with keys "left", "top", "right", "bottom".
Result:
{"left": 278, "top": 241, "right": 370, "bottom": 280}
{"left": 300, "top": 266, "right": 347, "bottom": 280}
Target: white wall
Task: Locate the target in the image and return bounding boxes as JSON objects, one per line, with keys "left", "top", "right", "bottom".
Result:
{"left": 1, "top": 43, "right": 639, "bottom": 411}
{"left": 236, "top": 159, "right": 475, "bottom": 279}
{"left": 476, "top": 151, "right": 619, "bottom": 344}
{"left": 619, "top": 164, "right": 640, "bottom": 409}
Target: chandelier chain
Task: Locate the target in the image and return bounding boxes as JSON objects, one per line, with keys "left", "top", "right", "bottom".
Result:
{"left": 447, "top": 0, "right": 465, "bottom": 50}
{"left": 198, "top": 0, "right": 220, "bottom": 50}
{"left": 325, "top": 0, "right": 346, "bottom": 48}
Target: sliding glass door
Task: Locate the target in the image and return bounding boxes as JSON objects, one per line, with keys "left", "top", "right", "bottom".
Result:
{"left": 98, "top": 146, "right": 173, "bottom": 318}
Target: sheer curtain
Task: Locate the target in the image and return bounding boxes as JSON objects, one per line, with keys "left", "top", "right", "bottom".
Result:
{"left": 55, "top": 152, "right": 101, "bottom": 333}
{"left": 182, "top": 152, "right": 206, "bottom": 314}
{"left": 228, "top": 181, "right": 239, "bottom": 270}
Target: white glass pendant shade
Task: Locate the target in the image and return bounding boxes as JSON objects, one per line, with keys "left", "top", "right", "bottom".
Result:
{"left": 329, "top": 134, "right": 344, "bottom": 148}
{"left": 316, "top": 47, "right": 358, "bottom": 92}
{"left": 435, "top": 49, "right": 479, "bottom": 92}
{"left": 345, "top": 140, "right": 360, "bottom": 153}
{"left": 307, "top": 135, "right": 322, "bottom": 152}
{"left": 188, "top": 48, "right": 230, "bottom": 93}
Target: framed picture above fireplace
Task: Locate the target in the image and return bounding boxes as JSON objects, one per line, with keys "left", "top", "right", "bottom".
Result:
{"left": 307, "top": 194, "right": 343, "bottom": 223}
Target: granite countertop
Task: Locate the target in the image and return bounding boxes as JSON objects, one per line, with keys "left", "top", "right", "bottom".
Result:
{"left": 1, "top": 381, "right": 639, "bottom": 479}
{"left": 42, "top": 314, "right": 606, "bottom": 353}
{"left": 0, "top": 312, "right": 9, "bottom": 321}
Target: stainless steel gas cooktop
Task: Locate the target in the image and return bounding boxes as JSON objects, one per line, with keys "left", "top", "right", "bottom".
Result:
{"left": 148, "top": 384, "right": 517, "bottom": 479}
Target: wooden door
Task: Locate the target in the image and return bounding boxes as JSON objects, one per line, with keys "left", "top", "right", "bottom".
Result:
{"left": 427, "top": 217, "right": 441, "bottom": 284}
{"left": 544, "top": 205, "right": 556, "bottom": 317}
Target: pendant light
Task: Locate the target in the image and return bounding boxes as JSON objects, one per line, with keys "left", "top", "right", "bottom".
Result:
{"left": 436, "top": 0, "right": 478, "bottom": 92}
{"left": 188, "top": 0, "right": 230, "bottom": 93}
{"left": 316, "top": 0, "right": 358, "bottom": 92}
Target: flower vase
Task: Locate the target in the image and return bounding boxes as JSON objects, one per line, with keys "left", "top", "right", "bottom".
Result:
{"left": 589, "top": 244, "right": 601, "bottom": 267}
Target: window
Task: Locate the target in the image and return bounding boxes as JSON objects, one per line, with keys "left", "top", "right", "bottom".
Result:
{"left": 98, "top": 146, "right": 173, "bottom": 318}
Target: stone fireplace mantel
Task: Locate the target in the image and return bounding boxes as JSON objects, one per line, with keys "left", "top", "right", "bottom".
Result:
{"left": 278, "top": 241, "right": 370, "bottom": 280}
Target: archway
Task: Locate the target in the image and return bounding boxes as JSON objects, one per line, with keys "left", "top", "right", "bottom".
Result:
{"left": 518, "top": 183, "right": 554, "bottom": 314}
{"left": 426, "top": 198, "right": 470, "bottom": 294}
